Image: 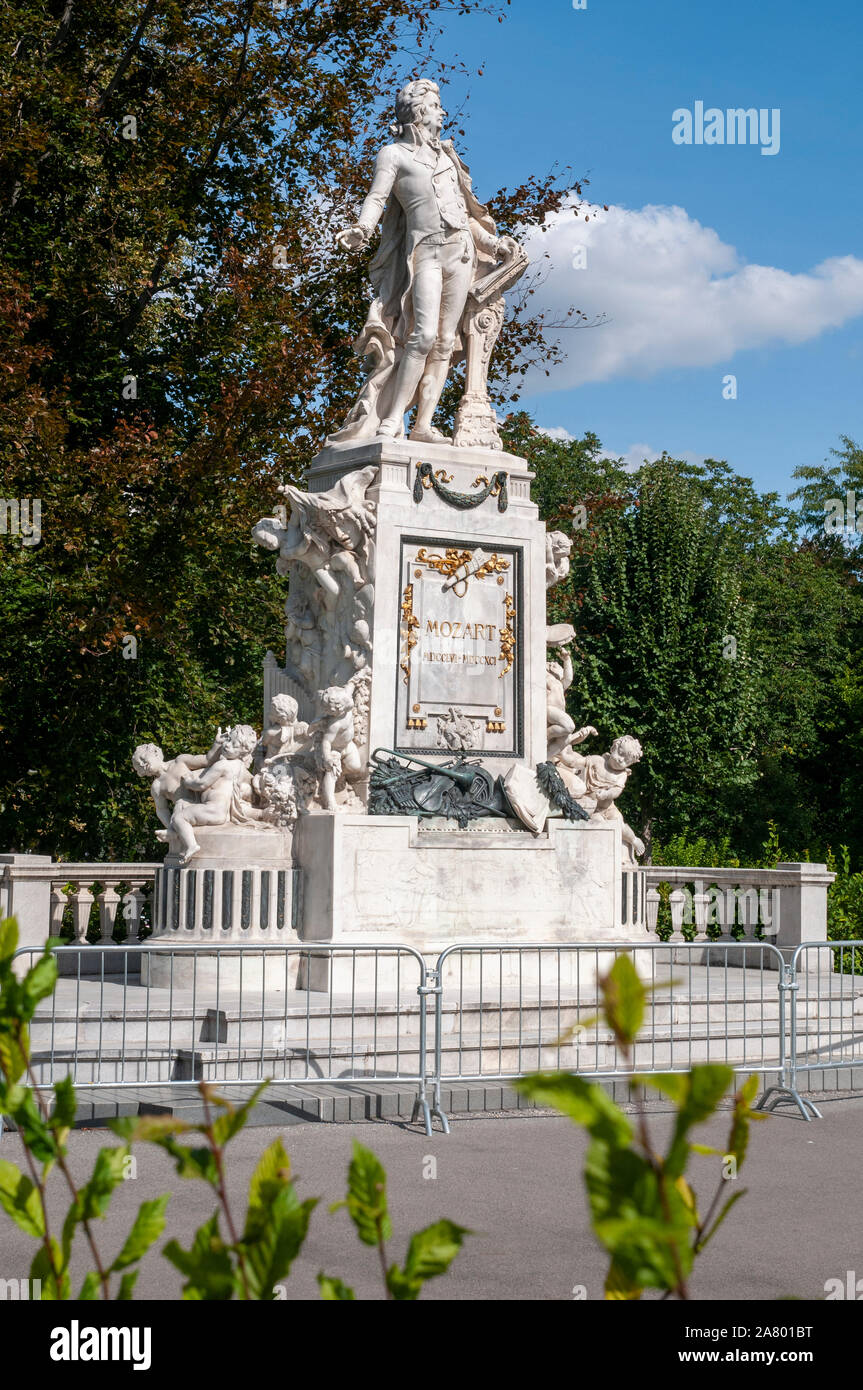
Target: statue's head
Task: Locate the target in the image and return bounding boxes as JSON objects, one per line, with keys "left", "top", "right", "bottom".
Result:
{"left": 318, "top": 686, "right": 353, "bottom": 716}
{"left": 220, "top": 724, "right": 259, "bottom": 759}
{"left": 608, "top": 735, "right": 643, "bottom": 770}
{"left": 393, "top": 78, "right": 444, "bottom": 138}
{"left": 132, "top": 743, "right": 164, "bottom": 778}
{"left": 270, "top": 693, "right": 299, "bottom": 725}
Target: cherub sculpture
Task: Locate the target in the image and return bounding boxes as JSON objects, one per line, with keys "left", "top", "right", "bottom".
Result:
{"left": 556, "top": 734, "right": 645, "bottom": 861}
{"left": 309, "top": 685, "right": 364, "bottom": 812}
{"left": 259, "top": 693, "right": 310, "bottom": 763}
{"left": 167, "top": 725, "right": 263, "bottom": 864}
{"left": 545, "top": 637, "right": 597, "bottom": 760}
{"left": 545, "top": 531, "right": 572, "bottom": 590}
{"left": 251, "top": 467, "right": 376, "bottom": 605}
{"left": 132, "top": 741, "right": 219, "bottom": 832}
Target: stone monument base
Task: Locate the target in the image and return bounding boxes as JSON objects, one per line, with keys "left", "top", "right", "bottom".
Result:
{"left": 143, "top": 826, "right": 300, "bottom": 989}
{"left": 139, "top": 817, "right": 646, "bottom": 993}
{"left": 294, "top": 812, "right": 646, "bottom": 989}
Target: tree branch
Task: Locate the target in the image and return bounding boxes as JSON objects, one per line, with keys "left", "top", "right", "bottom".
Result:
{"left": 95, "top": 0, "right": 161, "bottom": 114}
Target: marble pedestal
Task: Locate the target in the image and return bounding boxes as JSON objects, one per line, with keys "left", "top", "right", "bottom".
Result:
{"left": 294, "top": 812, "right": 646, "bottom": 989}
{"left": 142, "top": 827, "right": 300, "bottom": 989}
{"left": 269, "top": 436, "right": 548, "bottom": 774}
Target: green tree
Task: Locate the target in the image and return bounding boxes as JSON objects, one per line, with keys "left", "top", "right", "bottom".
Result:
{"left": 555, "top": 454, "right": 759, "bottom": 855}
{"left": 0, "top": 2, "right": 581, "bottom": 858}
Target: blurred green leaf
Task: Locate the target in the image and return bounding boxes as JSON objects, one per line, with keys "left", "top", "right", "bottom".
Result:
{"left": 317, "top": 1273, "right": 356, "bottom": 1300}
{"left": 0, "top": 918, "right": 18, "bottom": 963}
{"left": 344, "top": 1142, "right": 391, "bottom": 1247}
{"left": 601, "top": 956, "right": 644, "bottom": 1047}
{"left": 516, "top": 1072, "right": 632, "bottom": 1147}
{"left": 111, "top": 1195, "right": 170, "bottom": 1271}
{"left": 0, "top": 1157, "right": 45, "bottom": 1238}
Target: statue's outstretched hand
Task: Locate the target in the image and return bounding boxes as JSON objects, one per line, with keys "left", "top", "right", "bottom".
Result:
{"left": 496, "top": 234, "right": 520, "bottom": 261}
{"left": 336, "top": 225, "right": 368, "bottom": 252}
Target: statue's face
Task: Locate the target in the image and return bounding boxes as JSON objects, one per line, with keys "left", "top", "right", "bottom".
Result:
{"left": 608, "top": 744, "right": 641, "bottom": 772}
{"left": 419, "top": 89, "right": 445, "bottom": 137}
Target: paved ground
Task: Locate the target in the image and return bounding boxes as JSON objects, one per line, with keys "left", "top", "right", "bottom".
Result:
{"left": 2, "top": 1097, "right": 862, "bottom": 1301}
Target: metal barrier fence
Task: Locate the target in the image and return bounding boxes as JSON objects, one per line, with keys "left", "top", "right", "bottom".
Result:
{"left": 776, "top": 940, "right": 863, "bottom": 1121}
{"left": 431, "top": 940, "right": 795, "bottom": 1120}
{"left": 7, "top": 938, "right": 863, "bottom": 1136}
{"left": 9, "top": 941, "right": 445, "bottom": 1137}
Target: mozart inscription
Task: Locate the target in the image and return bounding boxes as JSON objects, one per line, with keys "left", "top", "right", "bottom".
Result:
{"left": 395, "top": 538, "right": 522, "bottom": 756}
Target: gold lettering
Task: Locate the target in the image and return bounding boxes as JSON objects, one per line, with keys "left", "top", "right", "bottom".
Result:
{"left": 426, "top": 619, "right": 439, "bottom": 635}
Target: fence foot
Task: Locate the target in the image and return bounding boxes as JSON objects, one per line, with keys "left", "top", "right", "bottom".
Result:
{"left": 410, "top": 1093, "right": 433, "bottom": 1137}
{"left": 411, "top": 1088, "right": 449, "bottom": 1136}
{"left": 432, "top": 1100, "right": 450, "bottom": 1136}
{"left": 757, "top": 1084, "right": 822, "bottom": 1122}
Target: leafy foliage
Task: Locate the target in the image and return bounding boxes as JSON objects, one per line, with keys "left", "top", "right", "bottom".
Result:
{"left": 0, "top": 917, "right": 167, "bottom": 1298}
{"left": 325, "top": 1140, "right": 470, "bottom": 1300}
{"left": 517, "top": 955, "right": 764, "bottom": 1299}
{"left": 0, "top": 1, "right": 582, "bottom": 860}
{"left": 504, "top": 416, "right": 863, "bottom": 865}
{"left": 0, "top": 917, "right": 467, "bottom": 1299}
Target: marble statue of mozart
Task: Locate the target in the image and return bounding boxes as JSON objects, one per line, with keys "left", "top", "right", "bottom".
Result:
{"left": 333, "top": 77, "right": 522, "bottom": 445}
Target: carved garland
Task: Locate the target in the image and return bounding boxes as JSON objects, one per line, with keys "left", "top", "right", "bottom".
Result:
{"left": 498, "top": 591, "right": 516, "bottom": 678}
{"left": 413, "top": 461, "right": 509, "bottom": 512}
{"left": 399, "top": 582, "right": 420, "bottom": 685}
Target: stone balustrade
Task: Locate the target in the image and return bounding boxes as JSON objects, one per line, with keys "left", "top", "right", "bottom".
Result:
{"left": 1, "top": 855, "right": 833, "bottom": 971}
{"left": 643, "top": 862, "right": 834, "bottom": 960}
{"left": 1, "top": 854, "right": 157, "bottom": 954}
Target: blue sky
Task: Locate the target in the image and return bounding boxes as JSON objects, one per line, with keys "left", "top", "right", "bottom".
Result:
{"left": 429, "top": 0, "right": 863, "bottom": 497}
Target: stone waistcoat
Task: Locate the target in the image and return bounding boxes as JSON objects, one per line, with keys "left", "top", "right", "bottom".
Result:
{"left": 357, "top": 139, "right": 471, "bottom": 244}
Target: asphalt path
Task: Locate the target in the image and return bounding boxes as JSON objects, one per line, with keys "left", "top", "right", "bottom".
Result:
{"left": 2, "top": 1098, "right": 862, "bottom": 1301}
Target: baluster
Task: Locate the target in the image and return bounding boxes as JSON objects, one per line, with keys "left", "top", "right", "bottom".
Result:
{"left": 711, "top": 883, "right": 732, "bottom": 942}
{"left": 645, "top": 887, "right": 660, "bottom": 937}
{"left": 68, "top": 885, "right": 95, "bottom": 945}
{"left": 49, "top": 886, "right": 68, "bottom": 938}
{"left": 741, "top": 886, "right": 760, "bottom": 941}
{"left": 98, "top": 885, "right": 121, "bottom": 944}
{"left": 693, "top": 881, "right": 709, "bottom": 944}
{"left": 760, "top": 885, "right": 779, "bottom": 945}
{"left": 669, "top": 888, "right": 686, "bottom": 943}
{"left": 122, "top": 886, "right": 146, "bottom": 944}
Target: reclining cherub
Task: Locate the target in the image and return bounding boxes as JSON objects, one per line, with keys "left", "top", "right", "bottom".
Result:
{"left": 132, "top": 739, "right": 220, "bottom": 832}
{"left": 167, "top": 724, "right": 263, "bottom": 863}
{"left": 135, "top": 725, "right": 263, "bottom": 864}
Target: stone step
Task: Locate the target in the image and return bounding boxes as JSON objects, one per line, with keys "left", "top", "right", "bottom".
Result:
{"left": 28, "top": 989, "right": 861, "bottom": 1054}
{"left": 32, "top": 1013, "right": 853, "bottom": 1088}
{"left": 13, "top": 1066, "right": 863, "bottom": 1132}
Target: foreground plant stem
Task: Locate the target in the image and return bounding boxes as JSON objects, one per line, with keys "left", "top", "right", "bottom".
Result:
{"left": 200, "top": 1087, "right": 252, "bottom": 1300}
{"left": 22, "top": 1029, "right": 111, "bottom": 1299}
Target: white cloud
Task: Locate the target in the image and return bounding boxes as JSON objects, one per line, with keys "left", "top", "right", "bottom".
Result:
{"left": 522, "top": 200, "right": 863, "bottom": 389}
{"left": 600, "top": 443, "right": 662, "bottom": 472}
{"left": 536, "top": 434, "right": 704, "bottom": 473}
{"left": 536, "top": 425, "right": 577, "bottom": 442}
